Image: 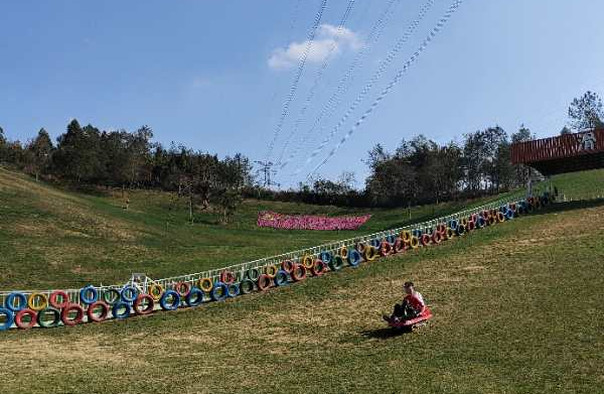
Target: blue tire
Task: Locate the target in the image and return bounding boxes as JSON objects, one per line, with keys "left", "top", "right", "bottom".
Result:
{"left": 505, "top": 210, "right": 514, "bottom": 220}
{"left": 160, "top": 290, "right": 181, "bottom": 310}
{"left": 449, "top": 220, "right": 458, "bottom": 231}
{"left": 211, "top": 282, "right": 228, "bottom": 302}
{"left": 79, "top": 285, "right": 98, "bottom": 305}
{"left": 227, "top": 283, "right": 241, "bottom": 297}
{"left": 5, "top": 292, "right": 27, "bottom": 312}
{"left": 112, "top": 302, "right": 131, "bottom": 319}
{"left": 274, "top": 270, "right": 290, "bottom": 286}
{"left": 120, "top": 285, "right": 139, "bottom": 303}
{"left": 370, "top": 238, "right": 380, "bottom": 248}
{"left": 186, "top": 287, "right": 205, "bottom": 307}
{"left": 348, "top": 249, "right": 362, "bottom": 267}
{"left": 386, "top": 234, "right": 396, "bottom": 244}
{"left": 476, "top": 217, "right": 486, "bottom": 228}
{"left": 0, "top": 307, "right": 14, "bottom": 330}
{"left": 319, "top": 251, "right": 332, "bottom": 265}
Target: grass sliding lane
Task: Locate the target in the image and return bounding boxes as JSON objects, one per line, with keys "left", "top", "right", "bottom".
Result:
{"left": 1, "top": 201, "right": 603, "bottom": 393}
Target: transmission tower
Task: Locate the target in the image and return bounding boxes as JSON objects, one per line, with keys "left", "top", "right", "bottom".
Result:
{"left": 254, "top": 160, "right": 277, "bottom": 188}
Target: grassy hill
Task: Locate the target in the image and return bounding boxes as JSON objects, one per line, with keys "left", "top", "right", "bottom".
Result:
{"left": 0, "top": 166, "right": 524, "bottom": 290}
{"left": 0, "top": 168, "right": 602, "bottom": 392}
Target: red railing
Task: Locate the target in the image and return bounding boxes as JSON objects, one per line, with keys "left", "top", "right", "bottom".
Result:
{"left": 511, "top": 129, "right": 604, "bottom": 164}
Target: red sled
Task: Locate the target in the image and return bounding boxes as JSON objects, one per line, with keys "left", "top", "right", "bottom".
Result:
{"left": 387, "top": 307, "right": 433, "bottom": 328}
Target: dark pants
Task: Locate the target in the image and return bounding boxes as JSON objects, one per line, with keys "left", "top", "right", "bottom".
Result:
{"left": 393, "top": 302, "right": 419, "bottom": 320}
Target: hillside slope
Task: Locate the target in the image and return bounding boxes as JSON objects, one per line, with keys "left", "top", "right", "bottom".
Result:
{"left": 0, "top": 166, "right": 525, "bottom": 290}
{"left": 1, "top": 193, "right": 603, "bottom": 392}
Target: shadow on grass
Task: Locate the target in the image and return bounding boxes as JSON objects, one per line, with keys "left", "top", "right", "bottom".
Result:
{"left": 361, "top": 326, "right": 413, "bottom": 339}
{"left": 530, "top": 198, "right": 604, "bottom": 216}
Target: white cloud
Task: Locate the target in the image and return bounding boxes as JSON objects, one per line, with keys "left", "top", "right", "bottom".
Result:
{"left": 268, "top": 24, "right": 361, "bottom": 70}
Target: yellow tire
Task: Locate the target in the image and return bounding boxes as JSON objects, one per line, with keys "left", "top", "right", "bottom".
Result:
{"left": 148, "top": 284, "right": 164, "bottom": 301}
{"left": 339, "top": 246, "right": 348, "bottom": 258}
{"left": 265, "top": 264, "right": 278, "bottom": 278}
{"left": 400, "top": 230, "right": 411, "bottom": 242}
{"left": 28, "top": 292, "right": 48, "bottom": 311}
{"left": 364, "top": 246, "right": 378, "bottom": 261}
{"left": 302, "top": 255, "right": 314, "bottom": 269}
{"left": 410, "top": 236, "right": 420, "bottom": 249}
{"left": 199, "top": 277, "right": 213, "bottom": 292}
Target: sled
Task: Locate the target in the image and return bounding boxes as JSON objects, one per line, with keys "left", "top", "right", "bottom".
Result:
{"left": 387, "top": 307, "right": 433, "bottom": 329}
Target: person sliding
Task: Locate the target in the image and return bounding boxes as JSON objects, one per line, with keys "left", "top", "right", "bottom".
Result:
{"left": 383, "top": 281, "right": 425, "bottom": 323}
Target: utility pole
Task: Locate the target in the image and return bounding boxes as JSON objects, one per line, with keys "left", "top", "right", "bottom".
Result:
{"left": 254, "top": 160, "right": 276, "bottom": 188}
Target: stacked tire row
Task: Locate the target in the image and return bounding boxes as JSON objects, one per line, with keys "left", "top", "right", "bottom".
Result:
{"left": 0, "top": 193, "right": 552, "bottom": 330}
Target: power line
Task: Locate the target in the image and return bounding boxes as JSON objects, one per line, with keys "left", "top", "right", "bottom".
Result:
{"left": 307, "top": 0, "right": 464, "bottom": 179}
{"left": 292, "top": 0, "right": 437, "bottom": 178}
{"left": 275, "top": 0, "right": 358, "bottom": 166}
{"left": 277, "top": 0, "right": 403, "bottom": 175}
{"left": 264, "top": 0, "right": 329, "bottom": 163}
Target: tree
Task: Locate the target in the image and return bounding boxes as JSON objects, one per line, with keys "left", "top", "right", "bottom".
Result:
{"left": 53, "top": 120, "right": 103, "bottom": 183}
{"left": 559, "top": 126, "right": 572, "bottom": 135}
{"left": 0, "top": 126, "right": 6, "bottom": 162}
{"left": 27, "top": 128, "right": 53, "bottom": 181}
{"left": 568, "top": 91, "right": 604, "bottom": 131}
{"left": 511, "top": 125, "right": 533, "bottom": 186}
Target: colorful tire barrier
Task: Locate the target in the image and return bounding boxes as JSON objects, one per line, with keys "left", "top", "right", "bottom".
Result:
{"left": 15, "top": 309, "right": 37, "bottom": 329}
{"left": 61, "top": 304, "right": 85, "bottom": 326}
{"left": 186, "top": 287, "right": 205, "bottom": 307}
{"left": 1, "top": 192, "right": 551, "bottom": 330}
{"left": 87, "top": 301, "right": 110, "bottom": 322}
{"left": 37, "top": 307, "right": 61, "bottom": 328}
{"left": 0, "top": 307, "right": 15, "bottom": 331}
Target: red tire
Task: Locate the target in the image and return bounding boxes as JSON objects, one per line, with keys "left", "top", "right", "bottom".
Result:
{"left": 311, "top": 260, "right": 327, "bottom": 276}
{"left": 420, "top": 234, "right": 431, "bottom": 246}
{"left": 133, "top": 294, "right": 155, "bottom": 316}
{"left": 291, "top": 264, "right": 307, "bottom": 281}
{"left": 219, "top": 271, "right": 235, "bottom": 284}
{"left": 467, "top": 220, "right": 475, "bottom": 231}
{"left": 281, "top": 260, "right": 295, "bottom": 273}
{"left": 15, "top": 309, "right": 37, "bottom": 329}
{"left": 174, "top": 282, "right": 191, "bottom": 297}
{"left": 49, "top": 290, "right": 70, "bottom": 309}
{"left": 393, "top": 238, "right": 404, "bottom": 253}
{"left": 380, "top": 241, "right": 392, "bottom": 256}
{"left": 87, "top": 301, "right": 109, "bottom": 323}
{"left": 257, "top": 274, "right": 272, "bottom": 291}
{"left": 431, "top": 231, "right": 442, "bottom": 244}
{"left": 61, "top": 304, "right": 85, "bottom": 326}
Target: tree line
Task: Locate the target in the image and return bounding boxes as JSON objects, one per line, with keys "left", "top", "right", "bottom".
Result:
{"left": 0, "top": 119, "right": 252, "bottom": 222}
{"left": 1, "top": 91, "right": 602, "bottom": 214}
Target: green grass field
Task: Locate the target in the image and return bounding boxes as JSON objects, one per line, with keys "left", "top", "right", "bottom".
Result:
{"left": 1, "top": 167, "right": 603, "bottom": 393}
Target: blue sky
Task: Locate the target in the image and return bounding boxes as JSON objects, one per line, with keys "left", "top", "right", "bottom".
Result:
{"left": 2, "top": 0, "right": 604, "bottom": 188}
